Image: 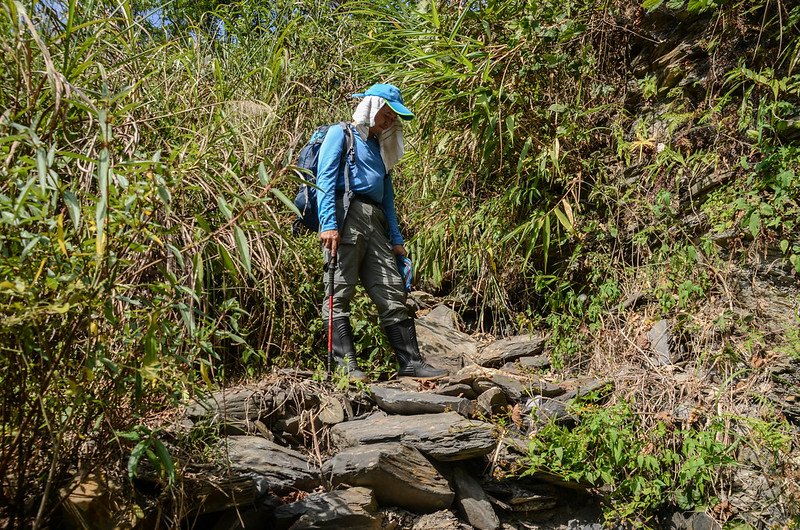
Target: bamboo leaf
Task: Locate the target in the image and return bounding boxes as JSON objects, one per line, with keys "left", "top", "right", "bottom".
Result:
{"left": 270, "top": 188, "right": 300, "bottom": 216}
{"left": 218, "top": 243, "right": 237, "bottom": 278}
{"left": 553, "top": 207, "right": 574, "bottom": 235}
{"left": 234, "top": 225, "right": 251, "bottom": 274}
{"left": 542, "top": 214, "right": 551, "bottom": 269}
{"left": 258, "top": 162, "right": 269, "bottom": 186}
{"left": 37, "top": 146, "right": 48, "bottom": 191}
{"left": 178, "top": 302, "right": 195, "bottom": 336}
{"left": 167, "top": 244, "right": 185, "bottom": 269}
{"left": 127, "top": 439, "right": 149, "bottom": 481}
{"left": 217, "top": 196, "right": 233, "bottom": 220}
{"left": 151, "top": 438, "right": 175, "bottom": 485}
{"left": 57, "top": 213, "right": 68, "bottom": 256}
{"left": 517, "top": 138, "right": 532, "bottom": 175}
{"left": 562, "top": 198, "right": 575, "bottom": 226}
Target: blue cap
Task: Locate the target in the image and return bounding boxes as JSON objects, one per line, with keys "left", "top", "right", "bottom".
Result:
{"left": 352, "top": 83, "right": 414, "bottom": 120}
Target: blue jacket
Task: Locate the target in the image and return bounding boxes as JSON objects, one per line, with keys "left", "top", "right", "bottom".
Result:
{"left": 315, "top": 124, "right": 404, "bottom": 246}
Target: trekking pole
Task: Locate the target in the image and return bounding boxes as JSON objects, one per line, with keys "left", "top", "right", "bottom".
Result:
{"left": 326, "top": 255, "right": 337, "bottom": 376}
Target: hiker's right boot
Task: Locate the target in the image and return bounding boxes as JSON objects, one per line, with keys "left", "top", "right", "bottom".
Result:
{"left": 385, "top": 318, "right": 448, "bottom": 379}
{"left": 328, "top": 316, "right": 368, "bottom": 382}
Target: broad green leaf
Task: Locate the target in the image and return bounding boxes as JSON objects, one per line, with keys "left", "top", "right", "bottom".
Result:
{"left": 178, "top": 303, "right": 195, "bottom": 336}
{"left": 127, "top": 439, "right": 149, "bottom": 480}
{"left": 218, "top": 243, "right": 237, "bottom": 278}
{"left": 37, "top": 146, "right": 48, "bottom": 191}
{"left": 167, "top": 244, "right": 185, "bottom": 269}
{"left": 748, "top": 211, "right": 761, "bottom": 238}
{"left": 152, "top": 438, "right": 175, "bottom": 485}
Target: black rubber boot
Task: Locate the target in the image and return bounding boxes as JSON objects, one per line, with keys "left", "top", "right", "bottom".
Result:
{"left": 385, "top": 319, "right": 448, "bottom": 379}
{"left": 327, "top": 317, "right": 368, "bottom": 382}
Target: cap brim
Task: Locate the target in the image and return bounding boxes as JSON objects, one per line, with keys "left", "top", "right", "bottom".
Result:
{"left": 385, "top": 100, "right": 414, "bottom": 120}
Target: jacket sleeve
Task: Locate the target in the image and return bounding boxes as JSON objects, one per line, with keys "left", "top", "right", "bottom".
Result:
{"left": 316, "top": 125, "right": 345, "bottom": 232}
{"left": 382, "top": 174, "right": 404, "bottom": 247}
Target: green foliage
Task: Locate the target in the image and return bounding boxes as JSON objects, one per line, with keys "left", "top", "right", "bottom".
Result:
{"left": 117, "top": 425, "right": 176, "bottom": 486}
{"left": 525, "top": 400, "right": 740, "bottom": 525}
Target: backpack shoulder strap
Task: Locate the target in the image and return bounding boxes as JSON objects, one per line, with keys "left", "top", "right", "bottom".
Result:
{"left": 337, "top": 122, "right": 355, "bottom": 215}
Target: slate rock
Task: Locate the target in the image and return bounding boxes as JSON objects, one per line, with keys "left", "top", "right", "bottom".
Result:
{"left": 421, "top": 305, "right": 460, "bottom": 329}
{"left": 502, "top": 355, "right": 550, "bottom": 373}
{"left": 476, "top": 387, "right": 507, "bottom": 417}
{"left": 557, "top": 379, "right": 610, "bottom": 402}
{"left": 647, "top": 319, "right": 674, "bottom": 366}
{"left": 371, "top": 385, "right": 473, "bottom": 416}
{"left": 322, "top": 442, "right": 453, "bottom": 513}
{"left": 330, "top": 412, "right": 496, "bottom": 461}
{"left": 524, "top": 397, "right": 576, "bottom": 428}
{"left": 436, "top": 383, "right": 478, "bottom": 400}
{"left": 473, "top": 335, "right": 546, "bottom": 367}
{"left": 411, "top": 510, "right": 464, "bottom": 530}
{"left": 187, "top": 387, "right": 266, "bottom": 422}
{"left": 224, "top": 435, "right": 319, "bottom": 494}
{"left": 452, "top": 467, "right": 500, "bottom": 530}
{"left": 416, "top": 315, "right": 477, "bottom": 374}
{"left": 272, "top": 487, "right": 381, "bottom": 530}
{"left": 457, "top": 364, "right": 564, "bottom": 400}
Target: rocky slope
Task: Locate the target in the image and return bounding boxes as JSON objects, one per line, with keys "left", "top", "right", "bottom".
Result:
{"left": 62, "top": 287, "right": 798, "bottom": 529}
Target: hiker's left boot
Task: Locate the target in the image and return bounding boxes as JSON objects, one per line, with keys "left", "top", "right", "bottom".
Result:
{"left": 330, "top": 316, "right": 368, "bottom": 383}
{"left": 384, "top": 319, "right": 448, "bottom": 379}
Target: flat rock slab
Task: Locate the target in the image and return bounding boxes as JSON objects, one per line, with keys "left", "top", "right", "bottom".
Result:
{"left": 370, "top": 385, "right": 472, "bottom": 416}
{"left": 473, "top": 335, "right": 546, "bottom": 367}
{"left": 223, "top": 435, "right": 319, "bottom": 494}
{"left": 322, "top": 442, "right": 453, "bottom": 513}
{"left": 330, "top": 412, "right": 496, "bottom": 461}
{"left": 273, "top": 487, "right": 381, "bottom": 530}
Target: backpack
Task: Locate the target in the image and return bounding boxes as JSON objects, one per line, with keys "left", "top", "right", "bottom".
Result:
{"left": 292, "top": 122, "right": 355, "bottom": 235}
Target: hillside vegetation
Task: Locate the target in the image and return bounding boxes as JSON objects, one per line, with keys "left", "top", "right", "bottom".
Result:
{"left": 1, "top": 0, "right": 798, "bottom": 527}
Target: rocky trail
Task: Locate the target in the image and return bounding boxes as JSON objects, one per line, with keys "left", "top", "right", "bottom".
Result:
{"left": 63, "top": 290, "right": 798, "bottom": 529}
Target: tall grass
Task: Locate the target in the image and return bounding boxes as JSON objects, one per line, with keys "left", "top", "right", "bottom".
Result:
{"left": 0, "top": 0, "right": 366, "bottom": 525}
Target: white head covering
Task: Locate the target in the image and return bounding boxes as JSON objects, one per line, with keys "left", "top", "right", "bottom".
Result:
{"left": 352, "top": 95, "right": 405, "bottom": 172}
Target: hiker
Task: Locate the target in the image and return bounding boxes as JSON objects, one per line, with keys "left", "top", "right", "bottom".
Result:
{"left": 316, "top": 83, "right": 447, "bottom": 381}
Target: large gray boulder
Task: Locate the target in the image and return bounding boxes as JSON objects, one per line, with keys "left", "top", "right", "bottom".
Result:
{"left": 322, "top": 442, "right": 453, "bottom": 512}
{"left": 330, "top": 412, "right": 496, "bottom": 461}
